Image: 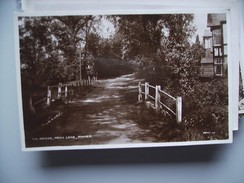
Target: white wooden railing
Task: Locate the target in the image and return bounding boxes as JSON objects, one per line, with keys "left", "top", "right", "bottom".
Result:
{"left": 138, "top": 82, "right": 182, "bottom": 123}
{"left": 46, "top": 77, "right": 98, "bottom": 106}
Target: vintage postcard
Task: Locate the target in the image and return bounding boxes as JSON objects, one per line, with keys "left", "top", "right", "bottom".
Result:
{"left": 239, "top": 15, "right": 244, "bottom": 116}
{"left": 15, "top": 9, "right": 238, "bottom": 151}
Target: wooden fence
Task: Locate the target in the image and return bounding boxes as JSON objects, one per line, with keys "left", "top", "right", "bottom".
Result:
{"left": 46, "top": 77, "right": 97, "bottom": 106}
{"left": 138, "top": 82, "right": 182, "bottom": 123}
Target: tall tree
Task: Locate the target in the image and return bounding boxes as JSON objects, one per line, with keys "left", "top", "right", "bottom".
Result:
{"left": 109, "top": 14, "right": 195, "bottom": 66}
{"left": 19, "top": 16, "right": 55, "bottom": 87}
{"left": 53, "top": 15, "right": 100, "bottom": 80}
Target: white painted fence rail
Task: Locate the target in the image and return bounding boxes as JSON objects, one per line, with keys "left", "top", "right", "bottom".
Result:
{"left": 138, "top": 82, "right": 182, "bottom": 123}
{"left": 46, "top": 77, "right": 98, "bottom": 106}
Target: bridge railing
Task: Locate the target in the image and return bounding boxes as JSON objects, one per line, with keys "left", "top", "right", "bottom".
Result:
{"left": 47, "top": 77, "right": 98, "bottom": 106}
{"left": 138, "top": 82, "right": 182, "bottom": 123}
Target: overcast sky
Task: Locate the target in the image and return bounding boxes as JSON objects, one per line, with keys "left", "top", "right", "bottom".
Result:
{"left": 193, "top": 13, "right": 209, "bottom": 43}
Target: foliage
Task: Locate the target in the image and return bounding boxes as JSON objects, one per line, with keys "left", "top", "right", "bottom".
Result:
{"left": 19, "top": 15, "right": 100, "bottom": 87}
{"left": 94, "top": 58, "right": 133, "bottom": 78}
{"left": 239, "top": 70, "right": 244, "bottom": 99}
{"left": 19, "top": 14, "right": 229, "bottom": 141}
{"left": 109, "top": 14, "right": 228, "bottom": 140}
{"left": 183, "top": 78, "right": 228, "bottom": 139}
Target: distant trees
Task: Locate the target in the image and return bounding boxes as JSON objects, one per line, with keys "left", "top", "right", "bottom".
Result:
{"left": 19, "top": 14, "right": 205, "bottom": 92}
{"left": 19, "top": 15, "right": 101, "bottom": 87}
{"left": 52, "top": 15, "right": 101, "bottom": 81}
{"left": 19, "top": 14, "right": 202, "bottom": 89}
{"left": 19, "top": 17, "right": 53, "bottom": 87}
{"left": 107, "top": 14, "right": 203, "bottom": 91}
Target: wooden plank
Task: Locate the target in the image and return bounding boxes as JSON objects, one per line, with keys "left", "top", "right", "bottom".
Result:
{"left": 145, "top": 82, "right": 149, "bottom": 100}
{"left": 155, "top": 85, "right": 161, "bottom": 113}
{"left": 47, "top": 86, "right": 51, "bottom": 106}
{"left": 176, "top": 96, "right": 182, "bottom": 123}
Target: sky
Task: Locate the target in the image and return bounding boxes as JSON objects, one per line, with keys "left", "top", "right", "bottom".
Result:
{"left": 99, "top": 16, "right": 115, "bottom": 39}
{"left": 193, "top": 13, "right": 209, "bottom": 43}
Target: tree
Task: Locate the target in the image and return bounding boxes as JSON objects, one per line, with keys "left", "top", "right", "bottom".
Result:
{"left": 86, "top": 32, "right": 101, "bottom": 57}
{"left": 19, "top": 15, "right": 102, "bottom": 85}
{"left": 109, "top": 14, "right": 195, "bottom": 67}
{"left": 19, "top": 16, "right": 56, "bottom": 87}
{"left": 109, "top": 15, "right": 163, "bottom": 60}
{"left": 52, "top": 15, "right": 100, "bottom": 80}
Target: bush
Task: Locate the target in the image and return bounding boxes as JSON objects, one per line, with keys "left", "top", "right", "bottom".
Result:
{"left": 183, "top": 78, "right": 228, "bottom": 140}
{"left": 94, "top": 58, "right": 134, "bottom": 78}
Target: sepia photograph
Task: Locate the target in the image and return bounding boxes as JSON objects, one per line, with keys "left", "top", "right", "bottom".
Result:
{"left": 239, "top": 17, "right": 244, "bottom": 115}
{"left": 239, "top": 69, "right": 244, "bottom": 114}
{"left": 16, "top": 12, "right": 232, "bottom": 150}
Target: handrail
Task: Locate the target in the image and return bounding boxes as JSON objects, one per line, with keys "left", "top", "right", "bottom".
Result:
{"left": 140, "top": 83, "right": 174, "bottom": 100}
{"left": 138, "top": 81, "right": 182, "bottom": 123}
{"left": 148, "top": 94, "right": 155, "bottom": 101}
{"left": 46, "top": 77, "right": 98, "bottom": 106}
{"left": 158, "top": 89, "right": 176, "bottom": 101}
{"left": 158, "top": 101, "right": 176, "bottom": 115}
{"left": 148, "top": 84, "right": 156, "bottom": 90}
{"left": 33, "top": 97, "right": 47, "bottom": 106}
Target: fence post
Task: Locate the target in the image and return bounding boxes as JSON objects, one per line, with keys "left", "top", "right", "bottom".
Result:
{"left": 47, "top": 86, "right": 51, "bottom": 106}
{"left": 58, "top": 84, "right": 62, "bottom": 99}
{"left": 71, "top": 85, "right": 74, "bottom": 95}
{"left": 145, "top": 82, "right": 149, "bottom": 100}
{"left": 76, "top": 82, "right": 78, "bottom": 91}
{"left": 88, "top": 75, "right": 91, "bottom": 85}
{"left": 65, "top": 86, "right": 68, "bottom": 98}
{"left": 138, "top": 82, "right": 143, "bottom": 102}
{"left": 176, "top": 96, "right": 182, "bottom": 123}
{"left": 155, "top": 85, "right": 161, "bottom": 113}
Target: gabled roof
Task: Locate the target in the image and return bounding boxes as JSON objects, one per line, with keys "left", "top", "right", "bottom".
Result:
{"left": 207, "top": 13, "right": 226, "bottom": 27}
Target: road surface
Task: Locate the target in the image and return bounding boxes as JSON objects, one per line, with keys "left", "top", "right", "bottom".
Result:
{"left": 27, "top": 74, "right": 164, "bottom": 147}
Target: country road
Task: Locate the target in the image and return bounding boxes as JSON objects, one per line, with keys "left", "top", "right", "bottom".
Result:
{"left": 27, "top": 74, "right": 165, "bottom": 147}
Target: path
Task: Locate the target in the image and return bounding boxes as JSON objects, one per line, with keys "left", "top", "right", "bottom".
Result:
{"left": 28, "top": 74, "right": 161, "bottom": 147}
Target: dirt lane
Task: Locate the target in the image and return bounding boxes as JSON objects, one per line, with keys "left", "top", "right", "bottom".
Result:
{"left": 64, "top": 74, "right": 157, "bottom": 144}
{"left": 28, "top": 74, "right": 160, "bottom": 147}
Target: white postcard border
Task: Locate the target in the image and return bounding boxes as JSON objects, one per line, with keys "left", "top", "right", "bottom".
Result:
{"left": 14, "top": 3, "right": 239, "bottom": 151}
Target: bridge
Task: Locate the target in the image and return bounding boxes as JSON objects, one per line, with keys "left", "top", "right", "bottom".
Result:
{"left": 46, "top": 77, "right": 98, "bottom": 106}
{"left": 33, "top": 75, "right": 182, "bottom": 125}
{"left": 138, "top": 82, "right": 182, "bottom": 123}
{"left": 27, "top": 74, "right": 183, "bottom": 146}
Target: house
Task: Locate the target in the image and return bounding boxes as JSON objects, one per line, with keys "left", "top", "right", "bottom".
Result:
{"left": 200, "top": 30, "right": 214, "bottom": 77}
{"left": 208, "top": 13, "right": 227, "bottom": 77}
{"left": 200, "top": 13, "right": 227, "bottom": 77}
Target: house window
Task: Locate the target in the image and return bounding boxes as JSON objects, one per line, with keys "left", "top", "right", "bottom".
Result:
{"left": 204, "top": 38, "right": 212, "bottom": 49}
{"left": 215, "top": 65, "right": 222, "bottom": 76}
{"left": 214, "top": 58, "right": 222, "bottom": 64}
{"left": 214, "top": 47, "right": 222, "bottom": 56}
{"left": 213, "top": 29, "right": 221, "bottom": 45}
{"left": 214, "top": 58, "right": 223, "bottom": 76}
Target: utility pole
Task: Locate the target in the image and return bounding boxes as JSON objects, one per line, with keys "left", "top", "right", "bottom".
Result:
{"left": 79, "top": 44, "right": 82, "bottom": 81}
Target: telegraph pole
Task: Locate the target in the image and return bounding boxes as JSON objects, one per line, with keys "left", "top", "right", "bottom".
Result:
{"left": 79, "top": 44, "right": 82, "bottom": 81}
